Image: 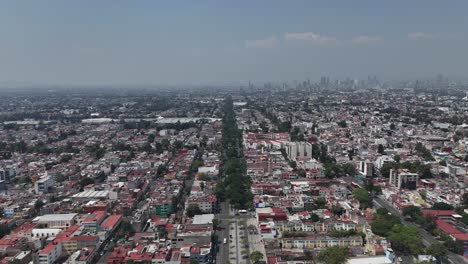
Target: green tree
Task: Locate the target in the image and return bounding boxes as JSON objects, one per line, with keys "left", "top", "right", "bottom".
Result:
{"left": 277, "top": 121, "right": 291, "bottom": 132}
{"left": 426, "top": 241, "right": 447, "bottom": 261}
{"left": 380, "top": 163, "right": 394, "bottom": 178}
{"left": 316, "top": 246, "right": 349, "bottom": 264}
{"left": 200, "top": 181, "right": 205, "bottom": 191}
{"left": 310, "top": 213, "right": 320, "bottom": 222}
{"left": 340, "top": 163, "right": 356, "bottom": 176}
{"left": 0, "top": 225, "right": 10, "bottom": 239}
{"left": 79, "top": 177, "right": 95, "bottom": 188}
{"left": 376, "top": 208, "right": 389, "bottom": 216}
{"left": 402, "top": 205, "right": 423, "bottom": 223}
{"left": 249, "top": 250, "right": 264, "bottom": 264}
{"left": 432, "top": 202, "right": 454, "bottom": 210}
{"left": 198, "top": 173, "right": 210, "bottom": 181}
{"left": 444, "top": 238, "right": 464, "bottom": 254}
{"left": 332, "top": 205, "right": 345, "bottom": 216}
{"left": 157, "top": 226, "right": 168, "bottom": 238}
{"left": 94, "top": 147, "right": 106, "bottom": 159}
{"left": 186, "top": 204, "right": 202, "bottom": 217}
{"left": 212, "top": 218, "right": 220, "bottom": 230}
{"left": 148, "top": 134, "right": 155, "bottom": 143}
{"left": 314, "top": 198, "right": 327, "bottom": 209}
{"left": 60, "top": 154, "right": 72, "bottom": 163}
{"left": 34, "top": 200, "right": 45, "bottom": 210}
{"left": 157, "top": 165, "right": 168, "bottom": 176}
{"left": 297, "top": 168, "right": 306, "bottom": 177}
{"left": 377, "top": 144, "right": 385, "bottom": 154}
{"left": 415, "top": 142, "right": 435, "bottom": 161}
{"left": 371, "top": 211, "right": 401, "bottom": 237}
{"left": 289, "top": 160, "right": 297, "bottom": 169}
{"left": 115, "top": 220, "right": 135, "bottom": 241}
{"left": 352, "top": 188, "right": 371, "bottom": 209}
{"left": 387, "top": 225, "right": 423, "bottom": 255}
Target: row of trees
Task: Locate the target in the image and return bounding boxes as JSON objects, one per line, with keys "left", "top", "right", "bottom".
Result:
{"left": 402, "top": 204, "right": 464, "bottom": 255}
{"left": 352, "top": 188, "right": 371, "bottom": 209}
{"left": 380, "top": 160, "right": 432, "bottom": 179}
{"left": 215, "top": 97, "right": 253, "bottom": 209}
{"left": 415, "top": 142, "right": 435, "bottom": 161}
{"left": 371, "top": 208, "right": 423, "bottom": 255}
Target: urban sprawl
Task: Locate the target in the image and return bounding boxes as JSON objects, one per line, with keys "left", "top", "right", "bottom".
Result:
{"left": 0, "top": 77, "right": 468, "bottom": 264}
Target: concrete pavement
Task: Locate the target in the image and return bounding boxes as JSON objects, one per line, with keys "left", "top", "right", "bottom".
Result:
{"left": 246, "top": 217, "right": 266, "bottom": 263}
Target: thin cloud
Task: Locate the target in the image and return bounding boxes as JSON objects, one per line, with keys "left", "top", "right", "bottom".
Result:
{"left": 352, "top": 35, "right": 382, "bottom": 44}
{"left": 245, "top": 36, "right": 277, "bottom": 49}
{"left": 408, "top": 32, "right": 436, "bottom": 40}
{"left": 284, "top": 32, "right": 339, "bottom": 45}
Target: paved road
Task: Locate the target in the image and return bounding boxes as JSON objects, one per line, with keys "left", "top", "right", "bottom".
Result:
{"left": 216, "top": 201, "right": 254, "bottom": 264}
{"left": 373, "top": 197, "right": 467, "bottom": 264}
{"left": 216, "top": 201, "right": 230, "bottom": 264}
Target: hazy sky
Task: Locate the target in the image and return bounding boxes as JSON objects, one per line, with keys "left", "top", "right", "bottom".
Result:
{"left": 0, "top": 0, "right": 467, "bottom": 86}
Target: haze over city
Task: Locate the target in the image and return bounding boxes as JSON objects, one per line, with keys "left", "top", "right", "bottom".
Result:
{"left": 0, "top": 0, "right": 467, "bottom": 86}
{"left": 2, "top": 2, "right": 468, "bottom": 264}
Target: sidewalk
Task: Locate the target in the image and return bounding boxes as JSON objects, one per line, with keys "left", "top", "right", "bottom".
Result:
{"left": 246, "top": 217, "right": 267, "bottom": 263}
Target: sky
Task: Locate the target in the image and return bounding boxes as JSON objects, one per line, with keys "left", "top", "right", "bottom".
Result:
{"left": 0, "top": 0, "right": 467, "bottom": 86}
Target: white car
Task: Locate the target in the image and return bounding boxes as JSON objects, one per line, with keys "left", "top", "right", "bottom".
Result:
{"left": 223, "top": 238, "right": 227, "bottom": 244}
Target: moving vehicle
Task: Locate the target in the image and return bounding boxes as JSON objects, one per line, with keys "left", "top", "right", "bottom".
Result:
{"left": 223, "top": 238, "right": 227, "bottom": 244}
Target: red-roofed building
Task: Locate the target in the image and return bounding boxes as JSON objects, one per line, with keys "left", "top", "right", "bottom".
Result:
{"left": 13, "top": 222, "right": 37, "bottom": 237}
{"left": 81, "top": 211, "right": 107, "bottom": 231}
{"left": 100, "top": 215, "right": 122, "bottom": 233}
{"left": 38, "top": 241, "right": 62, "bottom": 264}
{"left": 435, "top": 219, "right": 468, "bottom": 256}
{"left": 267, "top": 256, "right": 282, "bottom": 264}
{"left": 258, "top": 207, "right": 288, "bottom": 221}
{"left": 0, "top": 234, "right": 27, "bottom": 256}
{"left": 422, "top": 210, "right": 457, "bottom": 221}
{"left": 106, "top": 246, "right": 129, "bottom": 264}
{"left": 82, "top": 201, "right": 109, "bottom": 213}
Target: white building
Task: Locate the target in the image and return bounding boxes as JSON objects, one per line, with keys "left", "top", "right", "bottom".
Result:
{"left": 35, "top": 174, "right": 54, "bottom": 194}
{"left": 33, "top": 214, "right": 77, "bottom": 229}
{"left": 359, "top": 160, "right": 373, "bottom": 177}
{"left": 0, "top": 166, "right": 17, "bottom": 183}
{"left": 374, "top": 155, "right": 394, "bottom": 169}
{"left": 38, "top": 241, "right": 62, "bottom": 264}
{"left": 286, "top": 142, "right": 313, "bottom": 161}
{"left": 197, "top": 165, "right": 219, "bottom": 176}
{"left": 32, "top": 228, "right": 62, "bottom": 238}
